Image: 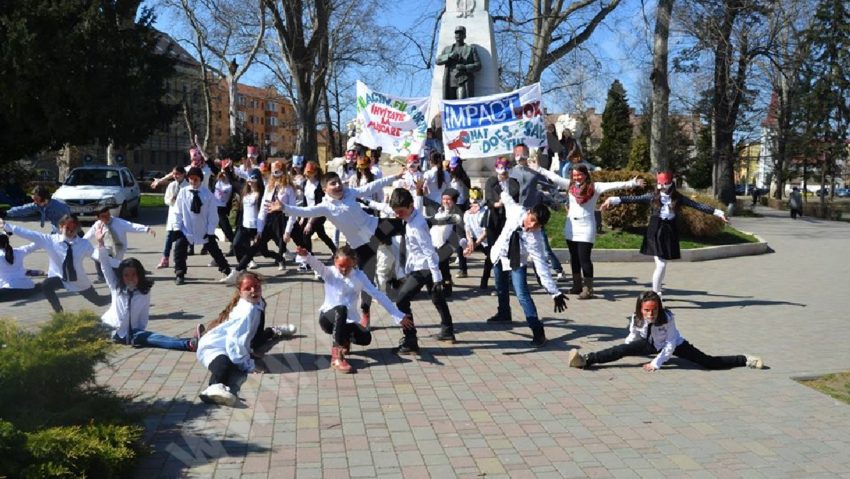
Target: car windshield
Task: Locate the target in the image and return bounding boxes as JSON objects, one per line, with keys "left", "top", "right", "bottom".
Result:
{"left": 65, "top": 169, "right": 122, "bottom": 187}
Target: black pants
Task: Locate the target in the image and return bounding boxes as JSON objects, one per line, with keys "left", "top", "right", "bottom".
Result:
{"left": 436, "top": 243, "right": 454, "bottom": 287}
{"left": 567, "top": 240, "right": 594, "bottom": 278}
{"left": 232, "top": 227, "right": 256, "bottom": 263}
{"left": 217, "top": 206, "right": 235, "bottom": 243}
{"left": 299, "top": 218, "right": 336, "bottom": 254}
{"left": 41, "top": 276, "right": 110, "bottom": 313}
{"left": 586, "top": 339, "right": 746, "bottom": 370}
{"left": 354, "top": 218, "right": 405, "bottom": 313}
{"left": 0, "top": 286, "right": 41, "bottom": 302}
{"left": 207, "top": 313, "right": 277, "bottom": 385}
{"left": 174, "top": 232, "right": 230, "bottom": 277}
{"left": 236, "top": 223, "right": 285, "bottom": 270}
{"left": 319, "top": 306, "right": 373, "bottom": 347}
{"left": 396, "top": 269, "right": 452, "bottom": 334}
{"left": 791, "top": 208, "right": 802, "bottom": 219}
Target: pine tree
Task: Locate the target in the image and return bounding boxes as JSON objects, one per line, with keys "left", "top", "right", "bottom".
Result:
{"left": 795, "top": 0, "right": 850, "bottom": 208}
{"left": 596, "top": 80, "right": 633, "bottom": 169}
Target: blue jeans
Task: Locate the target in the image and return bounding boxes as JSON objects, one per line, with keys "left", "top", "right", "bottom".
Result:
{"left": 494, "top": 262, "right": 542, "bottom": 330}
{"left": 116, "top": 330, "right": 190, "bottom": 351}
{"left": 542, "top": 231, "right": 563, "bottom": 273}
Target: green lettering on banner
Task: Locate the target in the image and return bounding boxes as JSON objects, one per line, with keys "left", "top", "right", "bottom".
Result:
{"left": 357, "top": 96, "right": 366, "bottom": 111}
{"left": 392, "top": 100, "right": 408, "bottom": 112}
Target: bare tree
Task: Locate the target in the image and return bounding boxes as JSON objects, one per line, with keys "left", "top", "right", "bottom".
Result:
{"left": 492, "top": 0, "right": 623, "bottom": 85}
{"left": 650, "top": 0, "right": 673, "bottom": 172}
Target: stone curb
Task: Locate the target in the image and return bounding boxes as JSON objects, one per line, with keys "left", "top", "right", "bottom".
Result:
{"left": 552, "top": 232, "right": 771, "bottom": 262}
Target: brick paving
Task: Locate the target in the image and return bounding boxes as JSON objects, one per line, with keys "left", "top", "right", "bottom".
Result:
{"left": 2, "top": 205, "right": 850, "bottom": 478}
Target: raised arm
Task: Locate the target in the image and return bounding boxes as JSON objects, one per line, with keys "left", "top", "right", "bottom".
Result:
{"left": 679, "top": 196, "right": 727, "bottom": 221}
{"left": 355, "top": 270, "right": 406, "bottom": 325}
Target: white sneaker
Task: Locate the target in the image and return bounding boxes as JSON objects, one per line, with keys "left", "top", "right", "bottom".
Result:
{"left": 271, "top": 324, "right": 298, "bottom": 339}
{"left": 199, "top": 383, "right": 237, "bottom": 406}
{"left": 207, "top": 259, "right": 216, "bottom": 267}
{"left": 746, "top": 356, "right": 765, "bottom": 369}
{"left": 247, "top": 261, "right": 258, "bottom": 270}
{"left": 568, "top": 349, "right": 587, "bottom": 368}
{"left": 278, "top": 261, "right": 286, "bottom": 272}
{"left": 219, "top": 269, "right": 239, "bottom": 284}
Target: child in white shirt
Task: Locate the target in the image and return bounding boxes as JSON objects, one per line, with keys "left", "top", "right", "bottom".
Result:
{"left": 297, "top": 245, "right": 411, "bottom": 373}
{"left": 156, "top": 165, "right": 187, "bottom": 269}
{"left": 0, "top": 233, "right": 41, "bottom": 302}
{"left": 0, "top": 214, "right": 109, "bottom": 312}
{"left": 85, "top": 206, "right": 155, "bottom": 282}
{"left": 568, "top": 291, "right": 764, "bottom": 371}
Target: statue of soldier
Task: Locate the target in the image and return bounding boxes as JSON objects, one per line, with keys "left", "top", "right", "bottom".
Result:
{"left": 436, "top": 25, "right": 481, "bottom": 100}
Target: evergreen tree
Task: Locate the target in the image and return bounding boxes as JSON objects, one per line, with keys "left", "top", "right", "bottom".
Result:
{"left": 795, "top": 0, "right": 850, "bottom": 206}
{"left": 596, "top": 80, "right": 633, "bottom": 169}
{"left": 687, "top": 120, "right": 714, "bottom": 189}
{"left": 0, "top": 1, "right": 177, "bottom": 162}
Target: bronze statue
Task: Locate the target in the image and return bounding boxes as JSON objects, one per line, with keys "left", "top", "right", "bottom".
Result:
{"left": 436, "top": 26, "right": 481, "bottom": 100}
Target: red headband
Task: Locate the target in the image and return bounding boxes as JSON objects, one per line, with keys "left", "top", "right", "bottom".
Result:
{"left": 656, "top": 172, "right": 673, "bottom": 185}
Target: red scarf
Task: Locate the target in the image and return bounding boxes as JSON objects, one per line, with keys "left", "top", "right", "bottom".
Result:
{"left": 570, "top": 182, "right": 595, "bottom": 205}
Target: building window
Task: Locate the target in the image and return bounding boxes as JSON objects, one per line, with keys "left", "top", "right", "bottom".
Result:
{"left": 267, "top": 101, "right": 276, "bottom": 112}
{"left": 267, "top": 117, "right": 278, "bottom": 127}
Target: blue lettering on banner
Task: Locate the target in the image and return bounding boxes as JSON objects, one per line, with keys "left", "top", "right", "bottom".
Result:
{"left": 443, "top": 94, "right": 522, "bottom": 130}
{"left": 366, "top": 92, "right": 391, "bottom": 106}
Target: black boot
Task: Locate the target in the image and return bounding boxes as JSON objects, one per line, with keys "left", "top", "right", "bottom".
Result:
{"left": 486, "top": 313, "right": 512, "bottom": 323}
{"left": 530, "top": 326, "right": 546, "bottom": 347}
{"left": 432, "top": 325, "right": 456, "bottom": 343}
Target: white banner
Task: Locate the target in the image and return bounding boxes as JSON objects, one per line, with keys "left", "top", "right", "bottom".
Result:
{"left": 353, "top": 81, "right": 431, "bottom": 156}
{"left": 441, "top": 83, "right": 546, "bottom": 159}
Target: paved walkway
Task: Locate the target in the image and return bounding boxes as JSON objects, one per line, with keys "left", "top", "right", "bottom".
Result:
{"left": 2, "top": 205, "right": 850, "bottom": 478}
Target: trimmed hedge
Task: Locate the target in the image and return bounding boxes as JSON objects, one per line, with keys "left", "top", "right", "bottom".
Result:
{"left": 0, "top": 312, "right": 144, "bottom": 478}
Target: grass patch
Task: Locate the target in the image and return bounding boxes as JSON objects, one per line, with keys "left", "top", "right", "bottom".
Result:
{"left": 798, "top": 372, "right": 850, "bottom": 404}
{"left": 544, "top": 210, "right": 759, "bottom": 249}
{"left": 140, "top": 194, "right": 165, "bottom": 208}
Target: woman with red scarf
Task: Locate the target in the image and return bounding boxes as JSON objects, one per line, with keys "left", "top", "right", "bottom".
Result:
{"left": 533, "top": 164, "right": 644, "bottom": 299}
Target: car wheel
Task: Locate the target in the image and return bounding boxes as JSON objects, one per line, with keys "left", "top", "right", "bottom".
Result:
{"left": 131, "top": 200, "right": 140, "bottom": 218}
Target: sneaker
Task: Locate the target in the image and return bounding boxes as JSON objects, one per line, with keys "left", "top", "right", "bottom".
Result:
{"left": 746, "top": 355, "right": 764, "bottom": 369}
{"left": 278, "top": 261, "right": 286, "bottom": 272}
{"left": 456, "top": 271, "right": 468, "bottom": 279}
{"left": 207, "top": 259, "right": 217, "bottom": 267}
{"left": 219, "top": 269, "right": 239, "bottom": 284}
{"left": 247, "top": 260, "right": 258, "bottom": 270}
{"left": 568, "top": 349, "right": 587, "bottom": 368}
{"left": 359, "top": 311, "right": 370, "bottom": 329}
{"left": 155, "top": 257, "right": 169, "bottom": 269}
{"left": 187, "top": 337, "right": 198, "bottom": 352}
{"left": 297, "top": 263, "right": 310, "bottom": 273}
{"left": 314, "top": 271, "right": 321, "bottom": 280}
{"left": 271, "top": 324, "right": 298, "bottom": 339}
{"left": 331, "top": 346, "right": 353, "bottom": 374}
{"left": 555, "top": 272, "right": 566, "bottom": 281}
{"left": 199, "top": 383, "right": 237, "bottom": 406}
{"left": 193, "top": 323, "right": 206, "bottom": 340}
{"left": 175, "top": 275, "right": 185, "bottom": 285}
{"left": 489, "top": 290, "right": 497, "bottom": 296}
{"left": 486, "top": 314, "right": 512, "bottom": 323}
{"left": 25, "top": 269, "right": 46, "bottom": 277}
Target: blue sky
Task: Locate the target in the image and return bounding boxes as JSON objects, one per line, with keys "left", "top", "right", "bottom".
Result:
{"left": 151, "top": 0, "right": 662, "bottom": 115}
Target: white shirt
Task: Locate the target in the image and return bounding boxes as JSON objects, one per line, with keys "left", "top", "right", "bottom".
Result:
{"left": 488, "top": 192, "right": 560, "bottom": 297}
{"left": 196, "top": 298, "right": 264, "bottom": 372}
{"left": 84, "top": 217, "right": 150, "bottom": 266}
{"left": 304, "top": 179, "right": 320, "bottom": 207}
{"left": 625, "top": 311, "right": 684, "bottom": 369}
{"left": 164, "top": 178, "right": 187, "bottom": 231}
{"left": 283, "top": 175, "right": 397, "bottom": 248}
{"left": 403, "top": 202, "right": 443, "bottom": 283}
{"left": 463, "top": 207, "right": 487, "bottom": 244}
{"left": 423, "top": 167, "right": 450, "bottom": 204}
{"left": 394, "top": 170, "right": 423, "bottom": 192}
{"left": 5, "top": 224, "right": 95, "bottom": 292}
{"left": 449, "top": 177, "right": 469, "bottom": 205}
{"left": 257, "top": 183, "right": 296, "bottom": 235}
{"left": 241, "top": 192, "right": 260, "bottom": 229}
{"left": 305, "top": 254, "right": 405, "bottom": 324}
{"left": 0, "top": 243, "right": 39, "bottom": 289}
{"left": 98, "top": 247, "right": 151, "bottom": 341}
{"left": 174, "top": 187, "right": 219, "bottom": 245}
{"left": 213, "top": 180, "right": 233, "bottom": 208}
{"left": 535, "top": 167, "right": 638, "bottom": 220}
{"left": 428, "top": 206, "right": 462, "bottom": 249}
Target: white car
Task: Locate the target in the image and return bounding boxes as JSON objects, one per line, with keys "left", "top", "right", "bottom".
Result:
{"left": 53, "top": 165, "right": 141, "bottom": 220}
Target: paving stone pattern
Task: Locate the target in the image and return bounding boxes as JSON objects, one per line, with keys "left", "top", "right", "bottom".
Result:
{"left": 2, "top": 206, "right": 849, "bottom": 478}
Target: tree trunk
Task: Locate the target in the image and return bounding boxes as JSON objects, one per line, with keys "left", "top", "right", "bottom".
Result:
{"left": 650, "top": 0, "right": 673, "bottom": 172}
{"left": 711, "top": 1, "right": 741, "bottom": 206}
{"left": 228, "top": 75, "right": 238, "bottom": 137}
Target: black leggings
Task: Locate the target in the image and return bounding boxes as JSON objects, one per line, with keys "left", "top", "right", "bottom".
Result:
{"left": 232, "top": 227, "right": 256, "bottom": 263}
{"left": 354, "top": 218, "right": 405, "bottom": 312}
{"left": 0, "top": 286, "right": 41, "bottom": 302}
{"left": 41, "top": 276, "right": 110, "bottom": 313}
{"left": 236, "top": 221, "right": 285, "bottom": 270}
{"left": 217, "top": 206, "right": 235, "bottom": 243}
{"left": 586, "top": 339, "right": 746, "bottom": 369}
{"left": 396, "top": 269, "right": 451, "bottom": 333}
{"left": 298, "top": 218, "right": 336, "bottom": 254}
{"left": 174, "top": 232, "right": 230, "bottom": 276}
{"left": 567, "top": 240, "right": 594, "bottom": 278}
{"left": 319, "top": 306, "right": 372, "bottom": 347}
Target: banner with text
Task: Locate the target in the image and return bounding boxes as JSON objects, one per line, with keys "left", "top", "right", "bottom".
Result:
{"left": 441, "top": 83, "right": 546, "bottom": 159}
{"left": 354, "top": 81, "right": 431, "bottom": 156}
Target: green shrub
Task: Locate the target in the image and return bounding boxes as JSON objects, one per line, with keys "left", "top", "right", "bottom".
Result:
{"left": 23, "top": 423, "right": 143, "bottom": 479}
{"left": 593, "top": 169, "right": 654, "bottom": 229}
{"left": 677, "top": 193, "right": 726, "bottom": 238}
{"left": 0, "top": 312, "right": 145, "bottom": 478}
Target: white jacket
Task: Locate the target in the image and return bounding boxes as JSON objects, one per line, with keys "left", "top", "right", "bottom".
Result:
{"left": 625, "top": 310, "right": 685, "bottom": 369}
{"left": 174, "top": 187, "right": 219, "bottom": 245}
{"left": 197, "top": 298, "right": 264, "bottom": 372}
{"left": 0, "top": 243, "right": 39, "bottom": 290}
